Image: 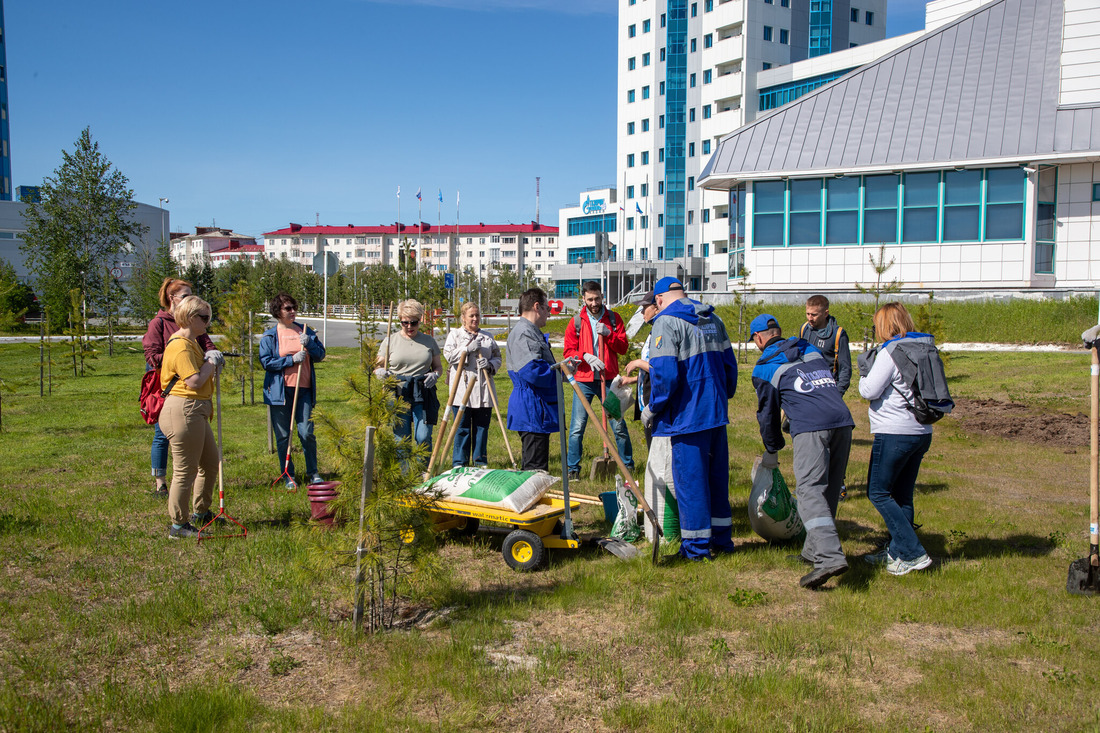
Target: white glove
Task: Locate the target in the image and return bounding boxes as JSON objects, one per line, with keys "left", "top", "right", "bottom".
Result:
{"left": 595, "top": 322, "right": 611, "bottom": 338}
{"left": 760, "top": 451, "right": 779, "bottom": 469}
{"left": 476, "top": 357, "right": 490, "bottom": 372}
{"left": 423, "top": 371, "right": 439, "bottom": 388}
{"left": 583, "top": 353, "right": 606, "bottom": 373}
{"left": 298, "top": 331, "right": 310, "bottom": 346}
{"left": 204, "top": 350, "right": 224, "bottom": 368}
{"left": 641, "top": 406, "right": 655, "bottom": 430}
{"left": 291, "top": 350, "right": 306, "bottom": 364}
{"left": 563, "top": 356, "right": 581, "bottom": 370}
{"left": 373, "top": 367, "right": 390, "bottom": 379}
{"left": 1084, "top": 324, "right": 1100, "bottom": 349}
{"left": 465, "top": 338, "right": 480, "bottom": 353}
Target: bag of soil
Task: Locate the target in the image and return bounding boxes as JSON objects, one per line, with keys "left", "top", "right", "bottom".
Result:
{"left": 611, "top": 475, "right": 641, "bottom": 541}
{"left": 748, "top": 455, "right": 805, "bottom": 542}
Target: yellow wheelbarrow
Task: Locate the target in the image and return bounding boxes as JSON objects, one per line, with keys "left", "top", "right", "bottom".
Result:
{"left": 405, "top": 495, "right": 582, "bottom": 571}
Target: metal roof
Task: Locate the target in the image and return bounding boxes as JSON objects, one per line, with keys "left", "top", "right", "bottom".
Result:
{"left": 700, "top": 0, "right": 1100, "bottom": 188}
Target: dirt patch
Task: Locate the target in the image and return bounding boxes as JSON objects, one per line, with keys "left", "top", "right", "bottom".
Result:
{"left": 953, "top": 397, "right": 1088, "bottom": 448}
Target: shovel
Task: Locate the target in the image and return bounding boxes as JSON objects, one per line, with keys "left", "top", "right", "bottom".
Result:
{"left": 589, "top": 334, "right": 616, "bottom": 481}
{"left": 1068, "top": 331, "right": 1100, "bottom": 595}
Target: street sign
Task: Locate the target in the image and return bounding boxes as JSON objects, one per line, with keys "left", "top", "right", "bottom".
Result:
{"left": 312, "top": 251, "right": 340, "bottom": 276}
{"left": 444, "top": 273, "right": 455, "bottom": 289}
{"left": 110, "top": 267, "right": 123, "bottom": 279}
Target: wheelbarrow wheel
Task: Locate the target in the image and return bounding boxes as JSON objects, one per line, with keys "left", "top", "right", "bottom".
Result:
{"left": 502, "top": 530, "right": 545, "bottom": 571}
{"left": 453, "top": 517, "right": 480, "bottom": 537}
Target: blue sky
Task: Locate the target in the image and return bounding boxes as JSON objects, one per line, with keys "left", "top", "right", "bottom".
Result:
{"left": 6, "top": 0, "right": 926, "bottom": 239}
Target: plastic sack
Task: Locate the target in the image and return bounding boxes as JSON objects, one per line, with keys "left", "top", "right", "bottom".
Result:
{"left": 747, "top": 455, "right": 804, "bottom": 542}
{"left": 602, "top": 375, "right": 634, "bottom": 420}
{"left": 644, "top": 436, "right": 680, "bottom": 543}
{"left": 611, "top": 475, "right": 641, "bottom": 541}
{"left": 421, "top": 467, "right": 558, "bottom": 514}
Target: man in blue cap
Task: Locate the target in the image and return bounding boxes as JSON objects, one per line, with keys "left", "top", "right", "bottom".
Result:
{"left": 750, "top": 314, "right": 854, "bottom": 589}
{"left": 643, "top": 277, "right": 738, "bottom": 560}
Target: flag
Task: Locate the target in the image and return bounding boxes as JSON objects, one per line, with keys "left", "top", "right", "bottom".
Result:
{"left": 636, "top": 202, "right": 643, "bottom": 214}
{"left": 396, "top": 185, "right": 401, "bottom": 198}
{"left": 416, "top": 188, "right": 422, "bottom": 201}
{"left": 438, "top": 189, "right": 443, "bottom": 203}
{"left": 457, "top": 191, "right": 460, "bottom": 206}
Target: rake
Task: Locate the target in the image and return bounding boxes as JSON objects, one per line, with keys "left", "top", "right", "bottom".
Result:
{"left": 270, "top": 359, "right": 305, "bottom": 492}
{"left": 198, "top": 373, "right": 248, "bottom": 543}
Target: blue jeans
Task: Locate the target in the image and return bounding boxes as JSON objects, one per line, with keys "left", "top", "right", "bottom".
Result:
{"left": 270, "top": 387, "right": 318, "bottom": 478}
{"left": 566, "top": 380, "right": 634, "bottom": 474}
{"left": 452, "top": 406, "right": 491, "bottom": 468}
{"left": 151, "top": 422, "right": 169, "bottom": 478}
{"left": 395, "top": 400, "right": 433, "bottom": 452}
{"left": 867, "top": 432, "right": 932, "bottom": 562}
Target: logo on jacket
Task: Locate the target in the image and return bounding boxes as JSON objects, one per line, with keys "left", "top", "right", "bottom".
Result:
{"left": 793, "top": 368, "right": 837, "bottom": 393}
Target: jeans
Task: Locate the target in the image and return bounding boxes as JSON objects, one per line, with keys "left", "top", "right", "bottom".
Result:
{"left": 270, "top": 387, "right": 318, "bottom": 478}
{"left": 151, "top": 422, "right": 169, "bottom": 478}
{"left": 792, "top": 427, "right": 852, "bottom": 569}
{"left": 566, "top": 380, "right": 633, "bottom": 474}
{"left": 452, "top": 406, "right": 491, "bottom": 467}
{"left": 395, "top": 400, "right": 433, "bottom": 452}
{"left": 867, "top": 432, "right": 932, "bottom": 562}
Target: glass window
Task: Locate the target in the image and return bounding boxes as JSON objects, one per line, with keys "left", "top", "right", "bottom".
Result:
{"left": 689, "top": 108, "right": 696, "bottom": 122}
{"left": 705, "top": 0, "right": 713, "bottom": 10}
{"left": 851, "top": 7, "right": 859, "bottom": 21}
{"left": 688, "top": 177, "right": 694, "bottom": 191}
{"left": 942, "top": 169, "right": 981, "bottom": 241}
{"left": 643, "top": 18, "right": 651, "bottom": 32}
{"left": 690, "top": 73, "right": 696, "bottom": 88}
{"left": 627, "top": 186, "right": 634, "bottom": 199}
{"left": 703, "top": 104, "right": 711, "bottom": 119}
{"left": 780, "top": 29, "right": 789, "bottom": 44}
{"left": 688, "top": 142, "right": 695, "bottom": 157}
{"left": 628, "top": 24, "right": 636, "bottom": 37}
{"left": 902, "top": 172, "right": 939, "bottom": 243}
{"left": 1037, "top": 167, "right": 1057, "bottom": 242}
{"left": 863, "top": 174, "right": 899, "bottom": 244}
{"left": 660, "top": 47, "right": 666, "bottom": 62}
{"left": 985, "top": 167, "right": 1024, "bottom": 240}
{"left": 692, "top": 2, "right": 697, "bottom": 16}
{"left": 627, "top": 122, "right": 635, "bottom": 135}
{"left": 641, "top": 151, "right": 649, "bottom": 165}
{"left": 641, "top": 183, "right": 648, "bottom": 197}
{"left": 704, "top": 69, "right": 712, "bottom": 84}
{"left": 690, "top": 38, "right": 697, "bottom": 52}
{"left": 866, "top": 11, "right": 874, "bottom": 24}
{"left": 627, "top": 217, "right": 635, "bottom": 231}
{"left": 627, "top": 154, "right": 635, "bottom": 168}
{"left": 702, "top": 140, "right": 711, "bottom": 154}
{"left": 642, "top": 118, "right": 650, "bottom": 132}
{"left": 642, "top": 85, "right": 650, "bottom": 99}
{"left": 659, "top": 148, "right": 665, "bottom": 162}
{"left": 659, "top": 114, "right": 665, "bottom": 128}
{"left": 703, "top": 209, "right": 710, "bottom": 223}
{"left": 704, "top": 34, "right": 713, "bottom": 48}
{"left": 763, "top": 25, "right": 773, "bottom": 41}
{"left": 754, "top": 180, "right": 786, "bottom": 247}
{"left": 628, "top": 89, "right": 635, "bottom": 103}
{"left": 658, "top": 181, "right": 664, "bottom": 195}
{"left": 826, "top": 176, "right": 859, "bottom": 245}
{"left": 661, "top": 13, "right": 666, "bottom": 27}
{"left": 789, "top": 179, "right": 822, "bottom": 246}
{"left": 643, "top": 52, "right": 651, "bottom": 66}
{"left": 628, "top": 57, "right": 636, "bottom": 70}
{"left": 660, "top": 81, "right": 665, "bottom": 95}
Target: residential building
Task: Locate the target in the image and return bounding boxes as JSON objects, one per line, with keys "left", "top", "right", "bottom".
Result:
{"left": 170, "top": 227, "right": 262, "bottom": 267}
{"left": 617, "top": 0, "right": 887, "bottom": 292}
{"left": 0, "top": 0, "right": 10, "bottom": 201}
{"left": 699, "top": 0, "right": 1100, "bottom": 295}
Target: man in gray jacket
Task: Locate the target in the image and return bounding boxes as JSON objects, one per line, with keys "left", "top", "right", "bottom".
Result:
{"left": 800, "top": 294, "right": 851, "bottom": 396}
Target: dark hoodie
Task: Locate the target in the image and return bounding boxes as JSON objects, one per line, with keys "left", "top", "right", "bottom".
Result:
{"left": 799, "top": 315, "right": 851, "bottom": 395}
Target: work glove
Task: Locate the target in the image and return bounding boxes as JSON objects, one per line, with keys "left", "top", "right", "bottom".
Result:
{"left": 204, "top": 350, "right": 224, "bottom": 368}
{"left": 291, "top": 350, "right": 307, "bottom": 364}
{"left": 465, "top": 338, "right": 480, "bottom": 353}
{"left": 559, "top": 356, "right": 581, "bottom": 371}
{"left": 298, "top": 331, "right": 310, "bottom": 346}
{"left": 856, "top": 349, "right": 876, "bottom": 378}
{"left": 760, "top": 451, "right": 779, "bottom": 469}
{"left": 583, "top": 353, "right": 606, "bottom": 373}
{"left": 1084, "top": 324, "right": 1100, "bottom": 350}
{"left": 641, "top": 406, "right": 655, "bottom": 430}
{"left": 594, "top": 322, "right": 611, "bottom": 338}
{"left": 373, "top": 367, "right": 390, "bottom": 379}
{"left": 423, "top": 371, "right": 439, "bottom": 388}
{"left": 476, "top": 357, "right": 491, "bottom": 373}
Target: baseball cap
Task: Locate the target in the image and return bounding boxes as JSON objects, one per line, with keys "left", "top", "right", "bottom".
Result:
{"left": 749, "top": 313, "right": 780, "bottom": 336}
{"left": 638, "top": 289, "right": 656, "bottom": 307}
{"left": 653, "top": 277, "right": 684, "bottom": 296}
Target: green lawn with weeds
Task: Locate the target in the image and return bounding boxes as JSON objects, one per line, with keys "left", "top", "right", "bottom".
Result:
{"left": 1, "top": 343, "right": 1098, "bottom": 732}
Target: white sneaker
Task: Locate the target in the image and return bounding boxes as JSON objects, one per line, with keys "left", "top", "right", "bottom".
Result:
{"left": 886, "top": 553, "right": 933, "bottom": 576}
{"left": 863, "top": 547, "right": 890, "bottom": 565}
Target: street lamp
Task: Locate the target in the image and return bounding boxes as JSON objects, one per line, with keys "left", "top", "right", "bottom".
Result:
{"left": 158, "top": 197, "right": 169, "bottom": 246}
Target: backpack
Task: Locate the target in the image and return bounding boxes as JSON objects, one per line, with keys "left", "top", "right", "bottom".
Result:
{"left": 139, "top": 369, "right": 180, "bottom": 425}
{"left": 892, "top": 382, "right": 946, "bottom": 425}
{"left": 884, "top": 335, "right": 954, "bottom": 425}
{"left": 800, "top": 321, "right": 845, "bottom": 377}
{"left": 572, "top": 310, "right": 620, "bottom": 352}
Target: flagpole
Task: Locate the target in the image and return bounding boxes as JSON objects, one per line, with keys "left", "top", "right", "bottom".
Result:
{"left": 455, "top": 191, "right": 461, "bottom": 315}
{"left": 417, "top": 188, "right": 423, "bottom": 297}
{"left": 397, "top": 186, "right": 405, "bottom": 299}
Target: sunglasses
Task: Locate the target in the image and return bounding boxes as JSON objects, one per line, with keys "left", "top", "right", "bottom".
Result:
{"left": 197, "top": 314, "right": 211, "bottom": 323}
{"left": 401, "top": 320, "right": 420, "bottom": 326}
{"left": 283, "top": 305, "right": 297, "bottom": 312}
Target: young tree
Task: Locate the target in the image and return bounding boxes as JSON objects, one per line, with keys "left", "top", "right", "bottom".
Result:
{"left": 20, "top": 128, "right": 147, "bottom": 331}
{"left": 126, "top": 240, "right": 178, "bottom": 324}
{"left": 854, "top": 244, "right": 903, "bottom": 347}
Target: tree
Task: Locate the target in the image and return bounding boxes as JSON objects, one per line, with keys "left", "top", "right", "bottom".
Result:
{"left": 127, "top": 240, "right": 178, "bottom": 324}
{"left": 854, "top": 244, "right": 903, "bottom": 347}
{"left": 21, "top": 128, "right": 147, "bottom": 332}
{"left": 0, "top": 261, "right": 36, "bottom": 329}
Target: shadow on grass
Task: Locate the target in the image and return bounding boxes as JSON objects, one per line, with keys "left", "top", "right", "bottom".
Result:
{"left": 0, "top": 513, "right": 40, "bottom": 534}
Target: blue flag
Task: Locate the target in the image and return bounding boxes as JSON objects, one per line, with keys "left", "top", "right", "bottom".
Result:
{"left": 438, "top": 189, "right": 443, "bottom": 203}
{"left": 416, "top": 187, "right": 422, "bottom": 201}
{"left": 636, "top": 202, "right": 643, "bottom": 214}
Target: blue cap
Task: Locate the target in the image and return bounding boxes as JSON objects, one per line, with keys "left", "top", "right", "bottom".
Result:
{"left": 653, "top": 276, "right": 684, "bottom": 296}
{"left": 749, "top": 313, "right": 780, "bottom": 336}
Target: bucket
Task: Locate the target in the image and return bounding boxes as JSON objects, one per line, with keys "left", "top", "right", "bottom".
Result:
{"left": 599, "top": 491, "right": 618, "bottom": 523}
{"left": 307, "top": 481, "right": 341, "bottom": 526}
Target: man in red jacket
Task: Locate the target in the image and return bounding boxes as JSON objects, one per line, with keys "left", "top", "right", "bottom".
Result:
{"left": 563, "top": 281, "right": 634, "bottom": 480}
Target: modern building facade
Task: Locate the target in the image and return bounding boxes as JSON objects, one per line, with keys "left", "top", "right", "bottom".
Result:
{"left": 699, "top": 0, "right": 1100, "bottom": 294}
{"left": 617, "top": 0, "right": 886, "bottom": 292}
{"left": 170, "top": 227, "right": 261, "bottom": 267}
{"left": 0, "top": 0, "right": 10, "bottom": 201}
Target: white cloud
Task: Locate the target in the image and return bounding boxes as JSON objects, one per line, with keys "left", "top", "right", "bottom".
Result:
{"left": 363, "top": 0, "right": 615, "bottom": 14}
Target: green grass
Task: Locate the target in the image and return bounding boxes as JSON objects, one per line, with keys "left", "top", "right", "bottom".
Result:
{"left": 0, "top": 343, "right": 1099, "bottom": 731}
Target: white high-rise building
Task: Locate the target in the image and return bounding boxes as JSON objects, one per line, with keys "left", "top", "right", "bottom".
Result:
{"left": 617, "top": 0, "right": 886, "bottom": 292}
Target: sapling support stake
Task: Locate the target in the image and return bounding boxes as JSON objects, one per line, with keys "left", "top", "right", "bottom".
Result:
{"left": 353, "top": 425, "right": 377, "bottom": 631}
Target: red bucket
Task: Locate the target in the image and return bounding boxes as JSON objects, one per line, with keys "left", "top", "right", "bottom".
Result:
{"left": 307, "top": 481, "right": 341, "bottom": 526}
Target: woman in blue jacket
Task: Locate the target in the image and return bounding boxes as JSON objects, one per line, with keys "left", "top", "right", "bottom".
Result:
{"left": 259, "top": 292, "right": 326, "bottom": 489}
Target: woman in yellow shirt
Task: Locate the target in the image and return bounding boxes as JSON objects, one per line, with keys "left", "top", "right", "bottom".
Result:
{"left": 159, "top": 295, "right": 222, "bottom": 539}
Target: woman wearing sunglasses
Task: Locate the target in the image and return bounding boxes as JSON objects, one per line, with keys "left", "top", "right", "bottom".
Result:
{"left": 375, "top": 299, "right": 442, "bottom": 453}
{"left": 260, "top": 292, "right": 327, "bottom": 489}
{"left": 159, "top": 295, "right": 222, "bottom": 539}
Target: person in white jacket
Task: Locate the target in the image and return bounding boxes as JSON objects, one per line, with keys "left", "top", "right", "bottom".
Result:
{"left": 442, "top": 303, "right": 503, "bottom": 468}
{"left": 857, "top": 302, "right": 935, "bottom": 577}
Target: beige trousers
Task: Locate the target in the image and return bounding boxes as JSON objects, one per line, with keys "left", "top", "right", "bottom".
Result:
{"left": 159, "top": 396, "right": 218, "bottom": 525}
